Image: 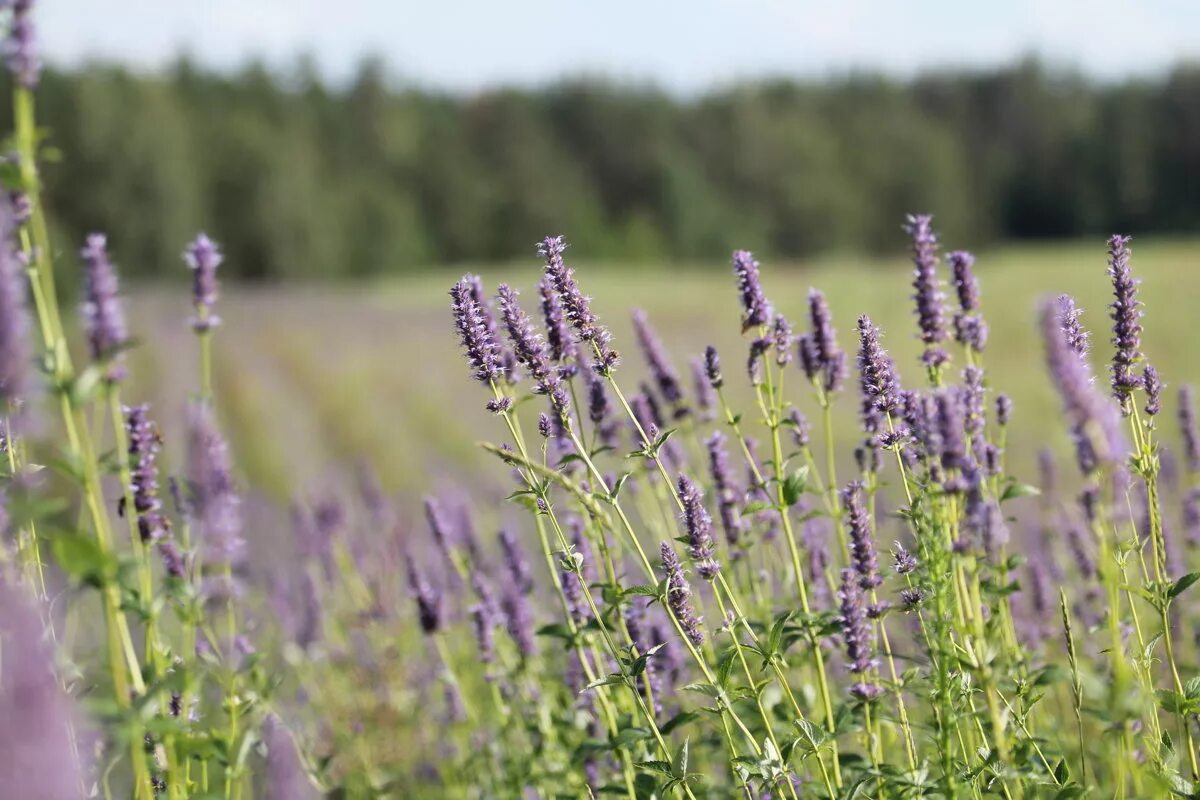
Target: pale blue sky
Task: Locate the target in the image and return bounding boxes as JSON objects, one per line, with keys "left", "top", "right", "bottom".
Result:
{"left": 40, "top": 1, "right": 1200, "bottom": 92}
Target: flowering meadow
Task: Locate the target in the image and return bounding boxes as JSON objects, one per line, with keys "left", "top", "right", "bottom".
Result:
{"left": 3, "top": 3, "right": 1200, "bottom": 800}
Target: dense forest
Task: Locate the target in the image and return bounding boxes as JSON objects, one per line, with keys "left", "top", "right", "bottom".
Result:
{"left": 10, "top": 59, "right": 1200, "bottom": 279}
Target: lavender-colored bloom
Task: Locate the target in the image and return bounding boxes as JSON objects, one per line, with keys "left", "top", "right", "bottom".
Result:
{"left": 806, "top": 288, "right": 846, "bottom": 392}
{"left": 706, "top": 431, "right": 743, "bottom": 554}
{"left": 498, "top": 528, "right": 534, "bottom": 596}
{"left": 263, "top": 716, "right": 318, "bottom": 800}
{"left": 1143, "top": 365, "right": 1162, "bottom": 417}
{"left": 1106, "top": 234, "right": 1143, "bottom": 400}
{"left": 899, "top": 587, "right": 926, "bottom": 610}
{"left": 497, "top": 283, "right": 570, "bottom": 423}
{"left": 841, "top": 482, "right": 881, "bottom": 589}
{"left": 184, "top": 233, "right": 222, "bottom": 332}
{"left": 450, "top": 275, "right": 504, "bottom": 385}
{"left": 501, "top": 583, "right": 536, "bottom": 659}
{"left": 80, "top": 233, "right": 129, "bottom": 381}
{"left": 1041, "top": 296, "right": 1127, "bottom": 469}
{"left": 1184, "top": 488, "right": 1200, "bottom": 548}
{"left": 732, "top": 249, "right": 772, "bottom": 331}
{"left": 0, "top": 577, "right": 83, "bottom": 798}
{"left": 539, "top": 235, "right": 619, "bottom": 374}
{"left": 186, "top": 402, "right": 243, "bottom": 567}
{"left": 4, "top": 0, "right": 38, "bottom": 90}
{"left": 797, "top": 334, "right": 819, "bottom": 382}
{"left": 856, "top": 315, "right": 902, "bottom": 418}
{"left": 962, "top": 366, "right": 987, "bottom": 463}
{"left": 704, "top": 345, "right": 723, "bottom": 389}
{"left": 404, "top": 552, "right": 440, "bottom": 634}
{"left": 935, "top": 388, "right": 969, "bottom": 475}
{"left": 837, "top": 568, "right": 880, "bottom": 700}
{"left": 892, "top": 541, "right": 918, "bottom": 574}
{"left": 949, "top": 250, "right": 988, "bottom": 351}
{"left": 125, "top": 404, "right": 168, "bottom": 544}
{"left": 632, "top": 309, "right": 684, "bottom": 407}
{"left": 0, "top": 199, "right": 29, "bottom": 409}
{"left": 905, "top": 214, "right": 949, "bottom": 368}
{"left": 802, "top": 514, "right": 831, "bottom": 609}
{"left": 538, "top": 274, "right": 576, "bottom": 368}
{"left": 747, "top": 335, "right": 769, "bottom": 386}
{"left": 678, "top": 474, "right": 719, "bottom": 580}
{"left": 787, "top": 408, "right": 810, "bottom": 449}
{"left": 772, "top": 314, "right": 794, "bottom": 367}
{"left": 561, "top": 518, "right": 594, "bottom": 625}
{"left": 1179, "top": 386, "right": 1200, "bottom": 473}
{"left": 1058, "top": 294, "right": 1090, "bottom": 357}
{"left": 690, "top": 357, "right": 715, "bottom": 421}
{"left": 996, "top": 394, "right": 1013, "bottom": 426}
{"left": 470, "top": 604, "right": 497, "bottom": 667}
{"left": 660, "top": 543, "right": 703, "bottom": 646}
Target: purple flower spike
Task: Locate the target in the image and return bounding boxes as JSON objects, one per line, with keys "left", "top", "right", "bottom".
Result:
{"left": 905, "top": 214, "right": 949, "bottom": 367}
{"left": 807, "top": 288, "right": 846, "bottom": 392}
{"left": 856, "top": 315, "right": 902, "bottom": 418}
{"left": 499, "top": 528, "right": 534, "bottom": 596}
{"left": 949, "top": 250, "right": 988, "bottom": 352}
{"left": 632, "top": 309, "right": 684, "bottom": 407}
{"left": 80, "top": 233, "right": 129, "bottom": 382}
{"left": 690, "top": 357, "right": 715, "bottom": 421}
{"left": 501, "top": 583, "right": 536, "bottom": 659}
{"left": 0, "top": 576, "right": 84, "bottom": 798}
{"left": 450, "top": 275, "right": 504, "bottom": 386}
{"left": 1040, "top": 296, "right": 1127, "bottom": 469}
{"left": 539, "top": 235, "right": 619, "bottom": 375}
{"left": 1106, "top": 234, "right": 1143, "bottom": 402}
{"left": 497, "top": 283, "right": 570, "bottom": 423}
{"left": 5, "top": 0, "right": 39, "bottom": 90}
{"left": 404, "top": 551, "right": 440, "bottom": 634}
{"left": 0, "top": 199, "right": 29, "bottom": 409}
{"left": 660, "top": 542, "right": 704, "bottom": 646}
{"left": 787, "top": 408, "right": 810, "bottom": 449}
{"left": 704, "top": 345, "right": 723, "bottom": 389}
{"left": 538, "top": 274, "right": 576, "bottom": 370}
{"left": 263, "top": 716, "right": 319, "bottom": 800}
{"left": 185, "top": 402, "right": 243, "bottom": 569}
{"left": 837, "top": 568, "right": 879, "bottom": 699}
{"left": 706, "top": 431, "right": 743, "bottom": 554}
{"left": 126, "top": 404, "right": 169, "bottom": 544}
{"left": 892, "top": 541, "right": 918, "bottom": 574}
{"left": 772, "top": 314, "right": 794, "bottom": 367}
{"left": 996, "top": 394, "right": 1013, "bottom": 427}
{"left": 1179, "top": 386, "right": 1200, "bottom": 473}
{"left": 1143, "top": 365, "right": 1162, "bottom": 417}
{"left": 732, "top": 249, "right": 772, "bottom": 332}
{"left": 678, "top": 474, "right": 719, "bottom": 580}
{"left": 841, "top": 481, "right": 881, "bottom": 589}
{"left": 184, "top": 233, "right": 222, "bottom": 332}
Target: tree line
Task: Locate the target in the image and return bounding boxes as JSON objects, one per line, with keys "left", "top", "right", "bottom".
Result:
{"left": 10, "top": 58, "right": 1200, "bottom": 279}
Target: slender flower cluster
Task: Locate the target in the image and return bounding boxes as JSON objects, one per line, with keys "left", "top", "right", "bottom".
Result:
{"left": 80, "top": 233, "right": 129, "bottom": 381}
{"left": 561, "top": 518, "right": 594, "bottom": 625}
{"left": 126, "top": 404, "right": 169, "bottom": 544}
{"left": 690, "top": 357, "right": 715, "bottom": 421}
{"left": 732, "top": 249, "right": 771, "bottom": 331}
{"left": 1040, "top": 296, "right": 1126, "bottom": 469}
{"left": 4, "top": 0, "right": 38, "bottom": 90}
{"left": 704, "top": 345, "right": 723, "bottom": 389}
{"left": 948, "top": 250, "right": 988, "bottom": 351}
{"left": 1143, "top": 365, "right": 1162, "bottom": 417}
{"left": 1106, "top": 234, "right": 1143, "bottom": 401}
{"left": 905, "top": 214, "right": 948, "bottom": 367}
{"left": 787, "top": 408, "right": 810, "bottom": 448}
{"left": 802, "top": 288, "right": 846, "bottom": 392}
{"left": 263, "top": 716, "right": 319, "bottom": 800}
{"left": 185, "top": 402, "right": 244, "bottom": 567}
{"left": 892, "top": 541, "right": 918, "bottom": 574}
{"left": 184, "top": 233, "right": 222, "bottom": 332}
{"left": 497, "top": 283, "right": 569, "bottom": 418}
{"left": 0, "top": 199, "right": 28, "bottom": 409}
{"left": 498, "top": 528, "right": 533, "bottom": 596}
{"left": 996, "top": 394, "right": 1013, "bottom": 427}
{"left": 632, "top": 309, "right": 684, "bottom": 407}
{"left": 660, "top": 543, "right": 703, "bottom": 646}
{"left": 450, "top": 275, "right": 504, "bottom": 388}
{"left": 538, "top": 274, "right": 575, "bottom": 371}
{"left": 539, "top": 235, "right": 618, "bottom": 374}
{"left": 856, "top": 315, "right": 902, "bottom": 418}
{"left": 1180, "top": 385, "right": 1200, "bottom": 473}
{"left": 500, "top": 583, "right": 536, "bottom": 660}
{"left": 705, "top": 432, "right": 743, "bottom": 554}
{"left": 404, "top": 552, "right": 440, "bottom": 634}
{"left": 772, "top": 314, "right": 793, "bottom": 367}
{"left": 677, "top": 474, "right": 719, "bottom": 579}
{"left": 841, "top": 482, "right": 881, "bottom": 588}
{"left": 837, "top": 568, "right": 880, "bottom": 700}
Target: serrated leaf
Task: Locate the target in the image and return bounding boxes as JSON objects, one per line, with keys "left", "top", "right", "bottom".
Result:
{"left": 1001, "top": 482, "right": 1041, "bottom": 501}
{"left": 1168, "top": 572, "right": 1200, "bottom": 600}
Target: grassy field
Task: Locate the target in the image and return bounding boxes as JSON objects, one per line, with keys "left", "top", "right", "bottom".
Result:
{"left": 124, "top": 236, "right": 1200, "bottom": 516}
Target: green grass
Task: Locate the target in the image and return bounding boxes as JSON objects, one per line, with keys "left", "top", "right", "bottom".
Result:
{"left": 126, "top": 236, "right": 1200, "bottom": 503}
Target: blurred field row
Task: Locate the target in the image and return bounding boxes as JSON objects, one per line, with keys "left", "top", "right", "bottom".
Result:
{"left": 124, "top": 236, "right": 1200, "bottom": 520}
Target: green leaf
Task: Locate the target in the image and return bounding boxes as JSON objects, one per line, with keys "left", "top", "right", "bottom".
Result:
{"left": 781, "top": 466, "right": 809, "bottom": 507}
{"left": 681, "top": 682, "right": 722, "bottom": 699}
{"left": 1168, "top": 572, "right": 1200, "bottom": 600}
{"left": 51, "top": 532, "right": 115, "bottom": 587}
{"left": 672, "top": 738, "right": 689, "bottom": 777}
{"left": 635, "top": 760, "right": 673, "bottom": 776}
{"left": 1000, "top": 482, "right": 1042, "bottom": 501}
